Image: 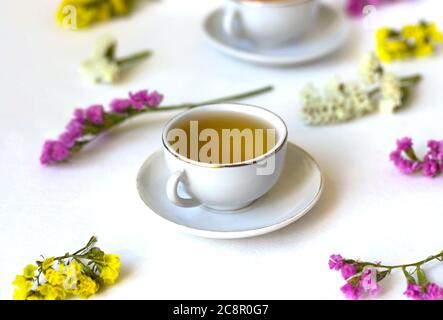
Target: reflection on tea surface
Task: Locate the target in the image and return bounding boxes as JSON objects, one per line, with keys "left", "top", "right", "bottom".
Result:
{"left": 167, "top": 111, "right": 277, "bottom": 164}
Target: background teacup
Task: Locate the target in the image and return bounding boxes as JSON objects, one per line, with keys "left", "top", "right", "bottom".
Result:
{"left": 223, "top": 0, "right": 320, "bottom": 48}
{"left": 162, "top": 103, "right": 288, "bottom": 211}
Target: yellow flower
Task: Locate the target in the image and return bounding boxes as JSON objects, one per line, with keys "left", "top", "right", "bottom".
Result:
{"left": 401, "top": 24, "right": 426, "bottom": 43}
{"left": 23, "top": 264, "right": 38, "bottom": 279}
{"left": 75, "top": 275, "right": 99, "bottom": 298}
{"left": 56, "top": 0, "right": 132, "bottom": 30}
{"left": 376, "top": 22, "right": 443, "bottom": 62}
{"left": 12, "top": 275, "right": 33, "bottom": 300}
{"left": 414, "top": 43, "right": 434, "bottom": 57}
{"left": 26, "top": 294, "right": 41, "bottom": 300}
{"left": 104, "top": 254, "right": 121, "bottom": 269}
{"left": 100, "top": 267, "right": 119, "bottom": 285}
{"left": 110, "top": 0, "right": 130, "bottom": 15}
{"left": 426, "top": 23, "right": 443, "bottom": 44}
{"left": 385, "top": 40, "right": 408, "bottom": 54}
{"left": 44, "top": 268, "right": 65, "bottom": 286}
{"left": 376, "top": 39, "right": 410, "bottom": 62}
{"left": 56, "top": 2, "right": 98, "bottom": 29}
{"left": 37, "top": 283, "right": 66, "bottom": 300}
{"left": 100, "top": 254, "right": 121, "bottom": 284}
{"left": 376, "top": 27, "right": 393, "bottom": 42}
{"left": 96, "top": 3, "right": 112, "bottom": 22}
{"left": 376, "top": 46, "right": 393, "bottom": 63}
{"left": 42, "top": 257, "right": 55, "bottom": 271}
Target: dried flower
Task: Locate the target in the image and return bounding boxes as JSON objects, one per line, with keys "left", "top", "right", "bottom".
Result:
{"left": 330, "top": 250, "right": 443, "bottom": 300}
{"left": 80, "top": 35, "right": 152, "bottom": 84}
{"left": 329, "top": 254, "right": 345, "bottom": 271}
{"left": 360, "top": 52, "right": 383, "bottom": 85}
{"left": 81, "top": 57, "right": 120, "bottom": 84}
{"left": 390, "top": 137, "right": 442, "bottom": 177}
{"left": 110, "top": 98, "right": 133, "bottom": 113}
{"left": 360, "top": 268, "right": 381, "bottom": 295}
{"left": 376, "top": 21, "right": 443, "bottom": 62}
{"left": 85, "top": 105, "right": 105, "bottom": 125}
{"left": 40, "top": 140, "right": 71, "bottom": 165}
{"left": 12, "top": 236, "right": 121, "bottom": 300}
{"left": 56, "top": 0, "right": 134, "bottom": 30}
{"left": 341, "top": 264, "right": 357, "bottom": 280}
{"left": 340, "top": 283, "right": 364, "bottom": 300}
{"left": 379, "top": 73, "right": 404, "bottom": 114}
{"left": 300, "top": 54, "right": 421, "bottom": 126}
{"left": 40, "top": 85, "right": 274, "bottom": 165}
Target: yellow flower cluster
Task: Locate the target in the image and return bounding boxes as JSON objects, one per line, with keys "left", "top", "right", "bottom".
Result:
{"left": 56, "top": 0, "right": 134, "bottom": 30}
{"left": 376, "top": 21, "right": 443, "bottom": 62}
{"left": 12, "top": 237, "right": 121, "bottom": 300}
{"left": 101, "top": 254, "right": 122, "bottom": 285}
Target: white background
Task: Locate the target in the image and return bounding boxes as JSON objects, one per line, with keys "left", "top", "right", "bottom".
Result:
{"left": 1, "top": 0, "right": 443, "bottom": 300}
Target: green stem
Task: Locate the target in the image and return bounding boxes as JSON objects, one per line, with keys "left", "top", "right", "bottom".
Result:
{"left": 368, "top": 74, "right": 421, "bottom": 97}
{"left": 400, "top": 74, "right": 422, "bottom": 86}
{"left": 152, "top": 85, "right": 274, "bottom": 112}
{"left": 74, "top": 257, "right": 103, "bottom": 284}
{"left": 358, "top": 251, "right": 443, "bottom": 270}
{"left": 116, "top": 50, "right": 152, "bottom": 67}
{"left": 51, "top": 236, "right": 97, "bottom": 261}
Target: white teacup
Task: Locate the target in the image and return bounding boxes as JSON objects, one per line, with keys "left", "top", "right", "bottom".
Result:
{"left": 223, "top": 0, "right": 320, "bottom": 48}
{"left": 162, "top": 103, "right": 288, "bottom": 211}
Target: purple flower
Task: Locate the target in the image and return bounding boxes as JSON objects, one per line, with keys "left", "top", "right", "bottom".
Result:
{"left": 59, "top": 119, "right": 84, "bottom": 147}
{"left": 427, "top": 140, "right": 443, "bottom": 162}
{"left": 341, "top": 283, "right": 364, "bottom": 300}
{"left": 85, "top": 105, "right": 104, "bottom": 125}
{"left": 73, "top": 108, "right": 85, "bottom": 123}
{"left": 341, "top": 264, "right": 357, "bottom": 280}
{"left": 40, "top": 140, "right": 70, "bottom": 165}
{"left": 390, "top": 151, "right": 417, "bottom": 174}
{"left": 110, "top": 98, "right": 132, "bottom": 113}
{"left": 404, "top": 283, "right": 423, "bottom": 300}
{"left": 390, "top": 140, "right": 423, "bottom": 175}
{"left": 389, "top": 149, "right": 401, "bottom": 162}
{"left": 329, "top": 254, "right": 345, "bottom": 271}
{"left": 403, "top": 282, "right": 443, "bottom": 300}
{"left": 423, "top": 158, "right": 439, "bottom": 177}
{"left": 346, "top": 0, "right": 382, "bottom": 17}
{"left": 59, "top": 131, "right": 78, "bottom": 148}
{"left": 360, "top": 268, "right": 381, "bottom": 296}
{"left": 396, "top": 137, "right": 413, "bottom": 152}
{"left": 146, "top": 90, "right": 163, "bottom": 108}
{"left": 129, "top": 90, "right": 151, "bottom": 110}
{"left": 424, "top": 283, "right": 443, "bottom": 300}
{"left": 439, "top": 142, "right": 443, "bottom": 161}
{"left": 66, "top": 119, "right": 83, "bottom": 136}
{"left": 428, "top": 140, "right": 440, "bottom": 151}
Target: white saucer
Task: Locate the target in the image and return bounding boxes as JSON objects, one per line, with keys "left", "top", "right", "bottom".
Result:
{"left": 203, "top": 4, "right": 349, "bottom": 66}
{"left": 136, "top": 142, "right": 323, "bottom": 239}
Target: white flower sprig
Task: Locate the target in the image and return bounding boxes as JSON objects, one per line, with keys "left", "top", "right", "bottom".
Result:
{"left": 300, "top": 53, "right": 422, "bottom": 126}
{"left": 80, "top": 35, "right": 152, "bottom": 84}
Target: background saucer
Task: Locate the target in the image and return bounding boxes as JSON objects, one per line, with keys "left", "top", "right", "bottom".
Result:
{"left": 136, "top": 143, "right": 323, "bottom": 239}
{"left": 203, "top": 4, "right": 349, "bottom": 66}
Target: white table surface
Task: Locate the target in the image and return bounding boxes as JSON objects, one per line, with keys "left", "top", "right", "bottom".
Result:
{"left": 1, "top": 0, "right": 443, "bottom": 300}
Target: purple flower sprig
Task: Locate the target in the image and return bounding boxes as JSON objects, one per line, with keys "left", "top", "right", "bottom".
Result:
{"left": 329, "top": 251, "right": 443, "bottom": 300}
{"left": 346, "top": 0, "right": 409, "bottom": 17}
{"left": 390, "top": 137, "right": 443, "bottom": 177}
{"left": 40, "top": 85, "right": 273, "bottom": 165}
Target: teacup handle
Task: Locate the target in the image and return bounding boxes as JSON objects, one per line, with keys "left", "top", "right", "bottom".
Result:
{"left": 223, "top": 7, "right": 243, "bottom": 38}
{"left": 166, "top": 170, "right": 201, "bottom": 208}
